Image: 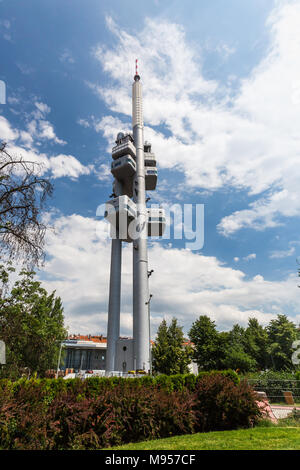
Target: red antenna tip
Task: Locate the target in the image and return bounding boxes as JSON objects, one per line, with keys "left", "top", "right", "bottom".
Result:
{"left": 134, "top": 59, "right": 140, "bottom": 81}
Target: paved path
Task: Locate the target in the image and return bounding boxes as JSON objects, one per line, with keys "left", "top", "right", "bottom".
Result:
{"left": 271, "top": 405, "right": 300, "bottom": 420}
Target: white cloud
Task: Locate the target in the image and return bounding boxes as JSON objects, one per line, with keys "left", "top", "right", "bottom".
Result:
{"left": 270, "top": 246, "right": 296, "bottom": 259}
{"left": 7, "top": 96, "right": 20, "bottom": 105}
{"left": 49, "top": 154, "right": 93, "bottom": 178}
{"left": 26, "top": 101, "right": 67, "bottom": 145}
{"left": 19, "top": 130, "right": 34, "bottom": 147}
{"left": 90, "top": 3, "right": 300, "bottom": 235}
{"left": 1, "top": 109, "right": 92, "bottom": 180}
{"left": 59, "top": 49, "right": 75, "bottom": 64}
{"left": 78, "top": 114, "right": 131, "bottom": 152}
{"left": 0, "top": 115, "right": 18, "bottom": 141}
{"left": 243, "top": 253, "right": 256, "bottom": 261}
{"left": 38, "top": 120, "right": 67, "bottom": 145}
{"left": 4, "top": 143, "right": 93, "bottom": 180}
{"left": 0, "top": 19, "right": 12, "bottom": 41}
{"left": 95, "top": 163, "right": 111, "bottom": 181}
{"left": 77, "top": 118, "right": 90, "bottom": 128}
{"left": 39, "top": 213, "right": 300, "bottom": 335}
{"left": 34, "top": 101, "right": 51, "bottom": 116}
{"left": 204, "top": 39, "right": 236, "bottom": 61}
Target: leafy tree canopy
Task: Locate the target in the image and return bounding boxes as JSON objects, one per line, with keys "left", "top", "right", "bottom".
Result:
{"left": 267, "top": 314, "right": 300, "bottom": 371}
{"left": 188, "top": 315, "right": 223, "bottom": 370}
{"left": 152, "top": 317, "right": 193, "bottom": 375}
{"left": 188, "top": 314, "right": 300, "bottom": 373}
{"left": 0, "top": 264, "right": 67, "bottom": 378}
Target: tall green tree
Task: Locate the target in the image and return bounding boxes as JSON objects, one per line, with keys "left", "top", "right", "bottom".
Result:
{"left": 222, "top": 323, "right": 257, "bottom": 372}
{"left": 222, "top": 346, "right": 257, "bottom": 372}
{"left": 0, "top": 264, "right": 67, "bottom": 377}
{"left": 188, "top": 315, "right": 223, "bottom": 370}
{"left": 266, "top": 314, "right": 300, "bottom": 371}
{"left": 152, "top": 318, "right": 193, "bottom": 375}
{"left": 244, "top": 318, "right": 269, "bottom": 370}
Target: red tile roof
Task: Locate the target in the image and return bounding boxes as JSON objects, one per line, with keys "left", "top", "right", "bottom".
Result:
{"left": 68, "top": 334, "right": 107, "bottom": 344}
{"left": 68, "top": 335, "right": 193, "bottom": 347}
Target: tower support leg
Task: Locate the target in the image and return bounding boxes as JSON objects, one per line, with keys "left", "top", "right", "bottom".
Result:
{"left": 106, "top": 237, "right": 122, "bottom": 374}
{"left": 133, "top": 237, "right": 150, "bottom": 371}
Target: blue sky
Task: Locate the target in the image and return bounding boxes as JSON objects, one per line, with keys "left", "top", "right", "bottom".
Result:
{"left": 1, "top": 0, "right": 300, "bottom": 336}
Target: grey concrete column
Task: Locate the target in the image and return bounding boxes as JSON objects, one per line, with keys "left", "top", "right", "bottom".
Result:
{"left": 106, "top": 237, "right": 122, "bottom": 374}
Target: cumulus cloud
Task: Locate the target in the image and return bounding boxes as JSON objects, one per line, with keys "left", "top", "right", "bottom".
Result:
{"left": 25, "top": 101, "right": 67, "bottom": 145}
{"left": 39, "top": 213, "right": 300, "bottom": 336}
{"left": 77, "top": 118, "right": 90, "bottom": 128}
{"left": 0, "top": 115, "right": 18, "bottom": 141}
{"left": 243, "top": 253, "right": 257, "bottom": 261}
{"left": 270, "top": 246, "right": 296, "bottom": 259}
{"left": 49, "top": 154, "right": 92, "bottom": 178}
{"left": 89, "top": 2, "right": 300, "bottom": 235}
{"left": 1, "top": 108, "right": 92, "bottom": 180}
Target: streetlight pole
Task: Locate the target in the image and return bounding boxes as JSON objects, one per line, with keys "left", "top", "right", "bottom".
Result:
{"left": 56, "top": 342, "right": 63, "bottom": 379}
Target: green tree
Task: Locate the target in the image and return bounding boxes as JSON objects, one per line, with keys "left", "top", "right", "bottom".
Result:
{"left": 188, "top": 315, "right": 223, "bottom": 370}
{"left": 222, "top": 324, "right": 257, "bottom": 372}
{"left": 152, "top": 318, "right": 193, "bottom": 375}
{"left": 222, "top": 347, "right": 257, "bottom": 372}
{"left": 244, "top": 318, "right": 269, "bottom": 370}
{"left": 267, "top": 314, "right": 300, "bottom": 371}
{"left": 0, "top": 264, "right": 67, "bottom": 377}
{"left": 227, "top": 324, "right": 246, "bottom": 348}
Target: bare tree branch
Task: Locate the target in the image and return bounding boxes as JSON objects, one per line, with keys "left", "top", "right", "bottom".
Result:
{"left": 0, "top": 142, "right": 53, "bottom": 266}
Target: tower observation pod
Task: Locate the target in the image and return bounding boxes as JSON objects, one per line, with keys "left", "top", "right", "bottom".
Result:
{"left": 104, "top": 61, "right": 165, "bottom": 375}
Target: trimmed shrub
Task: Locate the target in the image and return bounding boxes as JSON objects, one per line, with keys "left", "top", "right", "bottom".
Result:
{"left": 0, "top": 370, "right": 255, "bottom": 450}
{"left": 193, "top": 374, "right": 261, "bottom": 432}
{"left": 0, "top": 382, "right": 196, "bottom": 449}
{"left": 0, "top": 389, "right": 51, "bottom": 449}
{"left": 196, "top": 369, "right": 239, "bottom": 386}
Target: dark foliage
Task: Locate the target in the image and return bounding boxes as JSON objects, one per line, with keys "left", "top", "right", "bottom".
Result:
{"left": 0, "top": 372, "right": 259, "bottom": 450}
{"left": 0, "top": 379, "right": 196, "bottom": 449}
{"left": 193, "top": 374, "right": 262, "bottom": 432}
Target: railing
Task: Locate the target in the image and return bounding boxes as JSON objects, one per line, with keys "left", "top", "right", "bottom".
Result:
{"left": 247, "top": 378, "right": 300, "bottom": 404}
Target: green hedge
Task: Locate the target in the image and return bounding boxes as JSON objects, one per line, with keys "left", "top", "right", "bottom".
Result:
{"left": 0, "top": 372, "right": 257, "bottom": 450}
{"left": 0, "top": 369, "right": 239, "bottom": 400}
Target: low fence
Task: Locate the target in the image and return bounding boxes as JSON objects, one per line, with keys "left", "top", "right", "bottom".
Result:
{"left": 247, "top": 378, "right": 300, "bottom": 404}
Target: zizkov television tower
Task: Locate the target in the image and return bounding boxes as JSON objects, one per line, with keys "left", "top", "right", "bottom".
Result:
{"left": 104, "top": 61, "right": 165, "bottom": 375}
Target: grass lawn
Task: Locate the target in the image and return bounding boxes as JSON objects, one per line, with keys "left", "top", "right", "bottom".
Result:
{"left": 107, "top": 427, "right": 300, "bottom": 451}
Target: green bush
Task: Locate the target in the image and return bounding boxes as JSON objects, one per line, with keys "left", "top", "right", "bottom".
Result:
{"left": 0, "top": 370, "right": 253, "bottom": 450}
{"left": 0, "top": 382, "right": 196, "bottom": 449}
{"left": 196, "top": 369, "right": 240, "bottom": 386}
{"left": 193, "top": 374, "right": 261, "bottom": 432}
